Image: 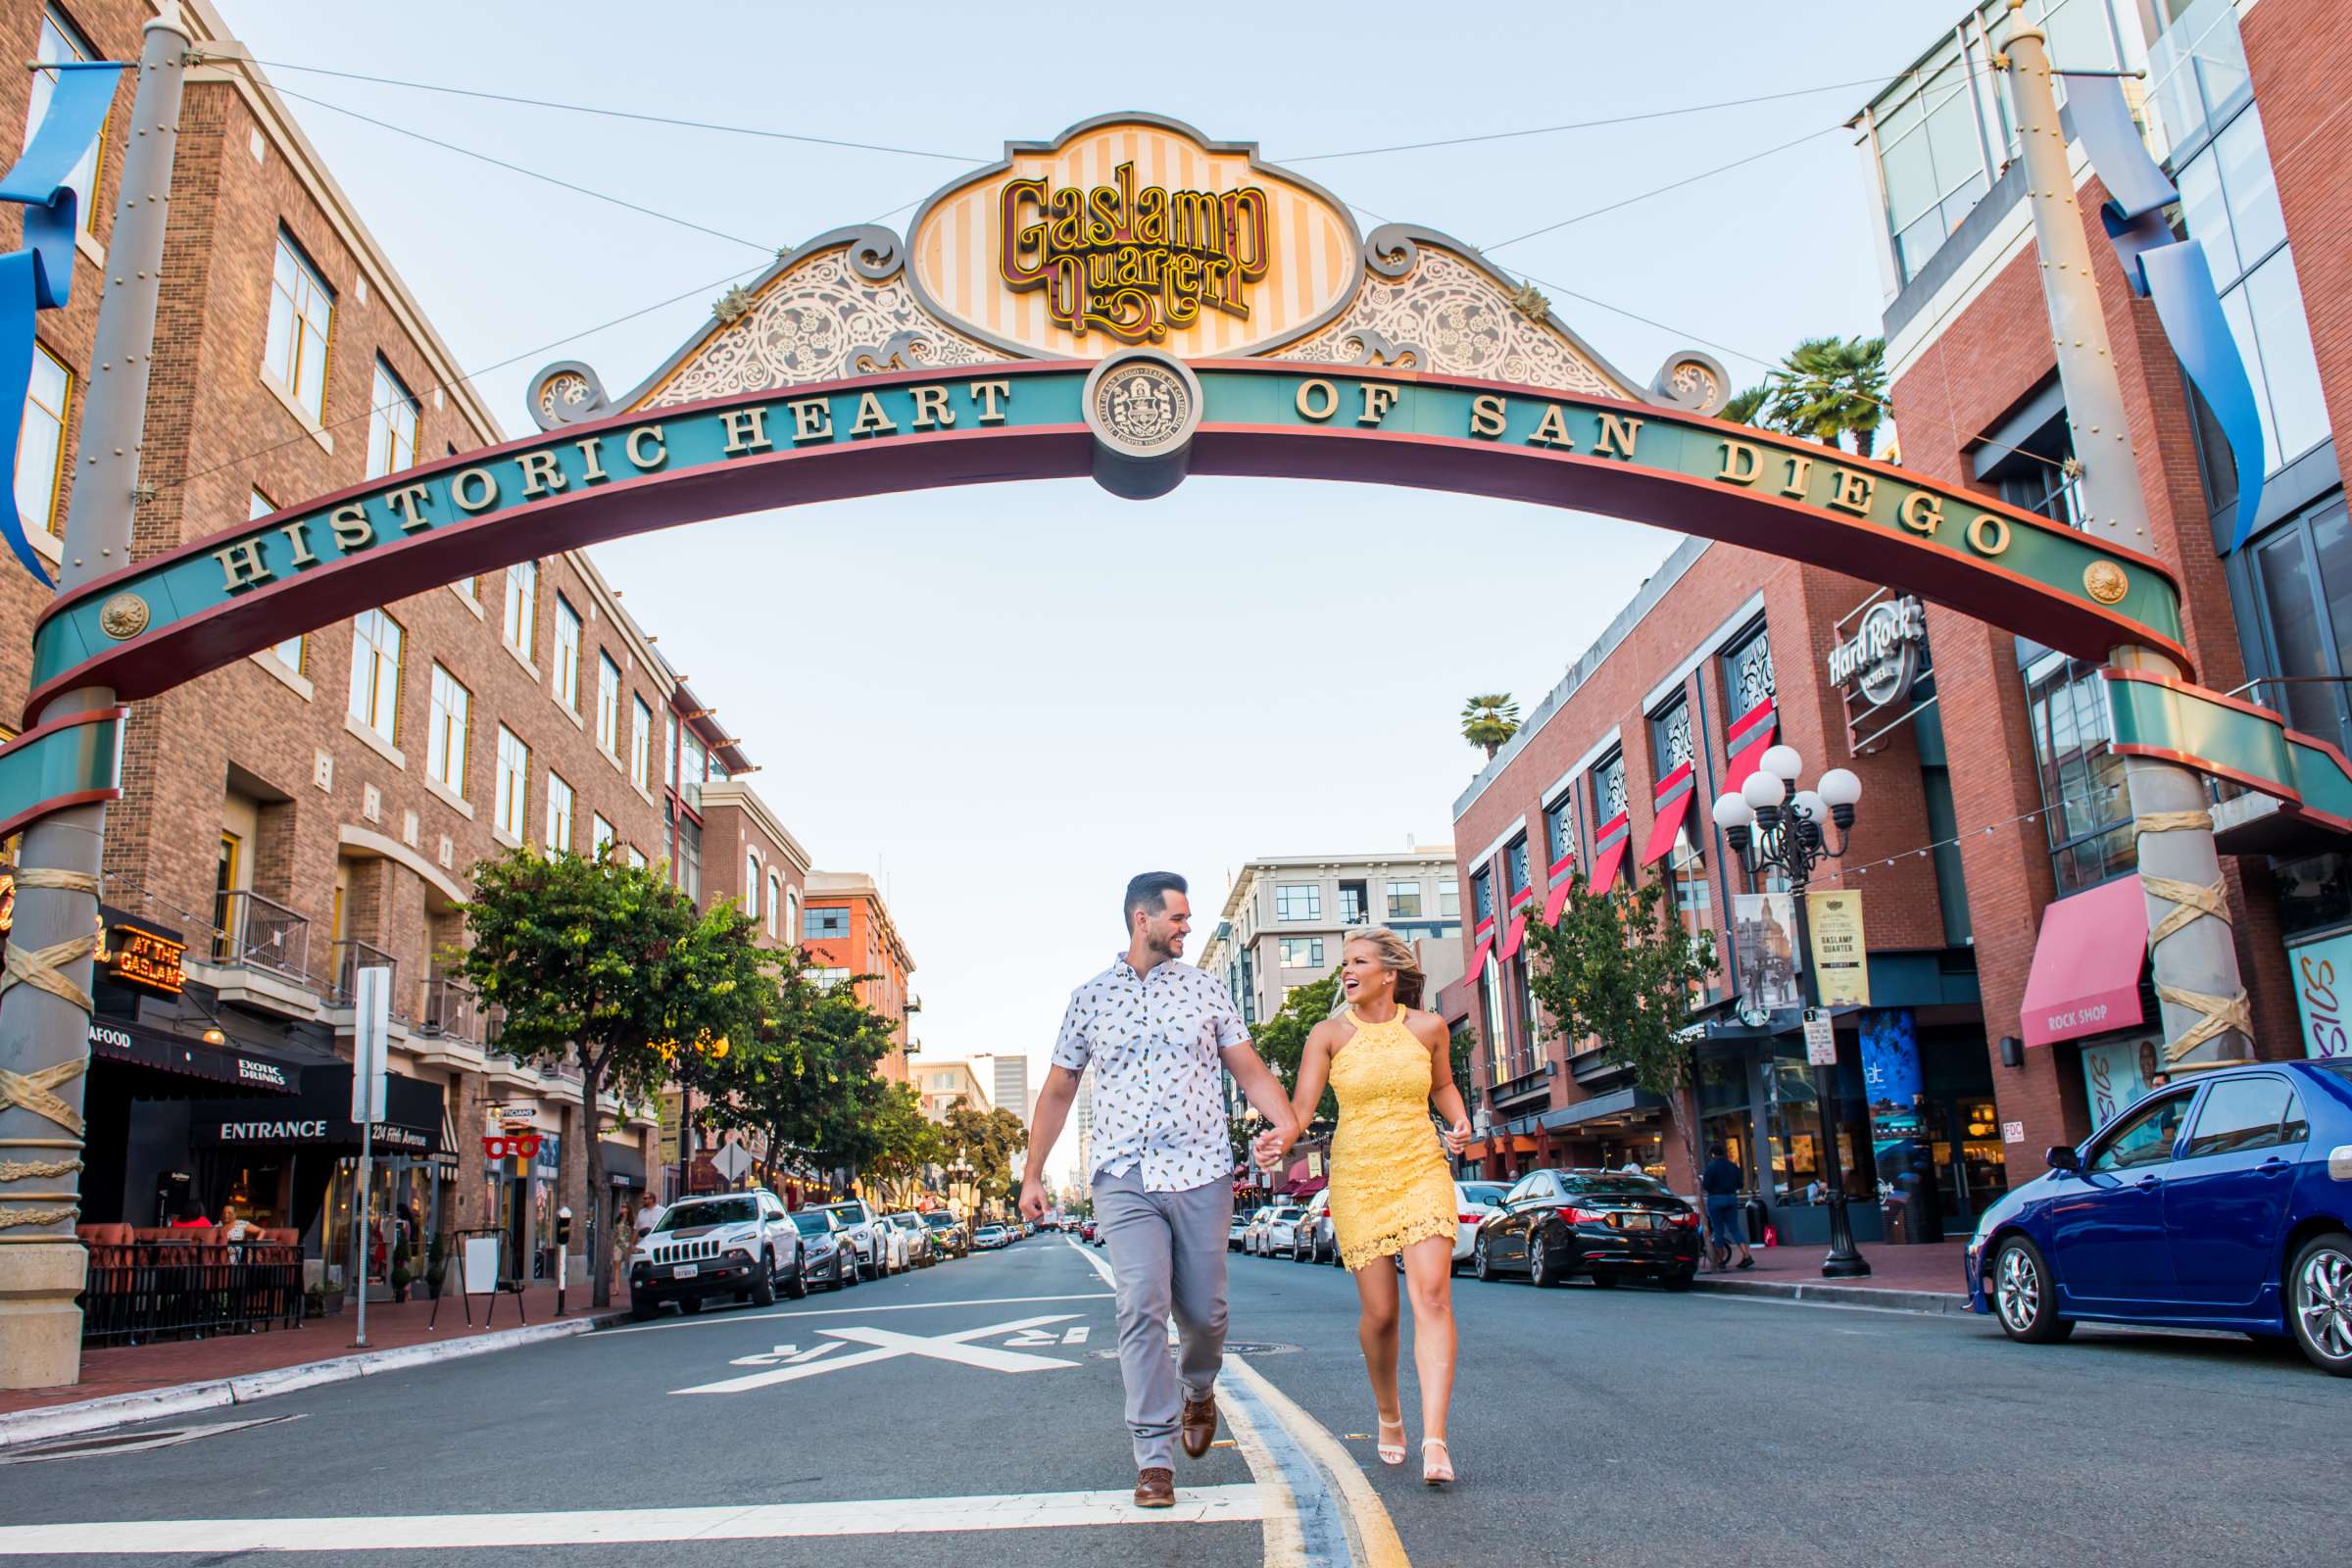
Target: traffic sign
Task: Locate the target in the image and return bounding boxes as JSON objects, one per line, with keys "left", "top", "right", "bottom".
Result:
{"left": 711, "top": 1142, "right": 754, "bottom": 1183}
{"left": 1803, "top": 1008, "right": 1837, "bottom": 1066}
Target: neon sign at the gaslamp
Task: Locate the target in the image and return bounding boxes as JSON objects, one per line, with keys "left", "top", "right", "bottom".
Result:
{"left": 998, "top": 161, "right": 1270, "bottom": 342}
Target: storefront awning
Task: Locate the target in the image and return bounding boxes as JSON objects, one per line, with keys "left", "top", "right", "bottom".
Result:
{"left": 1640, "top": 785, "right": 1693, "bottom": 867}
{"left": 2021, "top": 876, "right": 2148, "bottom": 1047}
{"left": 1722, "top": 701, "right": 1778, "bottom": 792}
{"left": 1542, "top": 873, "right": 1575, "bottom": 925}
{"left": 187, "top": 1066, "right": 451, "bottom": 1161}
{"left": 1587, "top": 835, "right": 1629, "bottom": 894}
{"left": 86, "top": 1017, "right": 310, "bottom": 1096}
{"left": 1494, "top": 913, "right": 1527, "bottom": 963}
{"left": 1464, "top": 933, "right": 1494, "bottom": 983}
{"left": 1539, "top": 1087, "right": 1664, "bottom": 1130}
{"left": 600, "top": 1139, "right": 647, "bottom": 1186}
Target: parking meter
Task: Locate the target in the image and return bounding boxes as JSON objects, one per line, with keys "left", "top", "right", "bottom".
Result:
{"left": 556, "top": 1206, "right": 572, "bottom": 1315}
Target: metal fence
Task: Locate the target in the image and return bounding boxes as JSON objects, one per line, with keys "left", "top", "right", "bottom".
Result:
{"left": 79, "top": 1241, "right": 305, "bottom": 1348}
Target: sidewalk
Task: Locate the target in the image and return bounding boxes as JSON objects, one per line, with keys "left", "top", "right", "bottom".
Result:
{"left": 1690, "top": 1236, "right": 1973, "bottom": 1312}
{"left": 0, "top": 1282, "right": 630, "bottom": 1439}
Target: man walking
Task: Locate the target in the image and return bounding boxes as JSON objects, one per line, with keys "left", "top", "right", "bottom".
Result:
{"left": 1701, "top": 1143, "right": 1753, "bottom": 1271}
{"left": 1022, "top": 872, "right": 1298, "bottom": 1509}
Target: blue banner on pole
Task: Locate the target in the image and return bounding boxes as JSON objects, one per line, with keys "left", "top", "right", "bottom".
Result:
{"left": 2067, "top": 73, "right": 2267, "bottom": 555}
{"left": 0, "top": 59, "right": 124, "bottom": 583}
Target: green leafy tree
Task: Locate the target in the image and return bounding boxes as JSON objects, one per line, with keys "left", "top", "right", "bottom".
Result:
{"left": 1762, "top": 334, "right": 1887, "bottom": 457}
{"left": 1519, "top": 872, "right": 1720, "bottom": 1185}
{"left": 1460, "top": 693, "right": 1522, "bottom": 760}
{"left": 458, "top": 846, "right": 779, "bottom": 1307}
{"left": 1250, "top": 972, "right": 1344, "bottom": 1127}
{"left": 863, "top": 1082, "right": 943, "bottom": 1207}
{"left": 942, "top": 1099, "right": 1029, "bottom": 1215}
{"left": 697, "top": 956, "right": 902, "bottom": 1195}
{"left": 1721, "top": 384, "right": 1769, "bottom": 426}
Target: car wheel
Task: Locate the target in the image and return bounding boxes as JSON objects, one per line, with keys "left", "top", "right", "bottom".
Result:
{"left": 678, "top": 1294, "right": 703, "bottom": 1315}
{"left": 1529, "top": 1235, "right": 1558, "bottom": 1288}
{"left": 826, "top": 1256, "right": 847, "bottom": 1292}
{"left": 784, "top": 1252, "right": 809, "bottom": 1300}
{"left": 1991, "top": 1236, "right": 2072, "bottom": 1345}
{"left": 2289, "top": 1231, "right": 2352, "bottom": 1375}
{"left": 629, "top": 1295, "right": 658, "bottom": 1322}
{"left": 1474, "top": 1237, "right": 1494, "bottom": 1283}
{"left": 750, "top": 1254, "right": 777, "bottom": 1307}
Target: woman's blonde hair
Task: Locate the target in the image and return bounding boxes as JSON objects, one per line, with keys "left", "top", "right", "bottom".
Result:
{"left": 1343, "top": 926, "right": 1426, "bottom": 1009}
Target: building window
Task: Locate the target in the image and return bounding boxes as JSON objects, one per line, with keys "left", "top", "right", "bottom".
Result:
{"left": 494, "top": 725, "right": 528, "bottom": 839}
{"left": 663, "top": 710, "right": 678, "bottom": 789}
{"left": 27, "top": 8, "right": 103, "bottom": 236}
{"left": 1471, "top": 869, "right": 1494, "bottom": 925}
{"left": 545, "top": 771, "right": 573, "bottom": 853}
{"left": 630, "top": 697, "right": 652, "bottom": 788}
{"left": 545, "top": 593, "right": 578, "bottom": 709}
{"left": 1651, "top": 697, "right": 1693, "bottom": 775}
{"left": 17, "top": 342, "right": 69, "bottom": 538}
{"left": 1506, "top": 837, "right": 1532, "bottom": 905}
{"left": 810, "top": 967, "right": 850, "bottom": 990}
{"left": 596, "top": 653, "right": 620, "bottom": 753}
{"left": 1275, "top": 883, "right": 1321, "bottom": 921}
{"left": 744, "top": 851, "right": 760, "bottom": 917}
{"left": 366, "top": 358, "right": 417, "bottom": 479}
{"left": 678, "top": 814, "right": 701, "bottom": 900}
{"left": 627, "top": 846, "right": 646, "bottom": 870}
{"left": 1723, "top": 623, "right": 1776, "bottom": 715}
{"left": 244, "top": 490, "right": 306, "bottom": 670}
{"left": 264, "top": 231, "right": 333, "bottom": 421}
{"left": 1338, "top": 880, "right": 1368, "bottom": 926}
{"left": 457, "top": 575, "right": 476, "bottom": 600}
{"left": 1280, "top": 937, "right": 1325, "bottom": 969}
{"left": 765, "top": 872, "right": 782, "bottom": 938}
{"left": 346, "top": 610, "right": 401, "bottom": 740}
{"left": 783, "top": 889, "right": 800, "bottom": 948}
{"left": 592, "top": 812, "right": 614, "bottom": 857}
{"left": 1386, "top": 880, "right": 1423, "bottom": 919}
{"left": 507, "top": 562, "right": 539, "bottom": 662}
{"left": 425, "top": 663, "right": 467, "bottom": 797}
{"left": 2242, "top": 495, "right": 2352, "bottom": 755}
{"left": 1545, "top": 794, "right": 1579, "bottom": 874}
{"left": 806, "top": 906, "right": 850, "bottom": 940}
{"left": 1593, "top": 751, "right": 1628, "bottom": 823}
{"left": 2025, "top": 648, "right": 2135, "bottom": 895}
{"left": 1440, "top": 881, "right": 1459, "bottom": 918}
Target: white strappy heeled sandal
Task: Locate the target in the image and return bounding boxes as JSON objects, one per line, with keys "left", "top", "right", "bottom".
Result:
{"left": 1421, "top": 1438, "right": 1455, "bottom": 1486}
{"left": 1374, "top": 1416, "right": 1406, "bottom": 1466}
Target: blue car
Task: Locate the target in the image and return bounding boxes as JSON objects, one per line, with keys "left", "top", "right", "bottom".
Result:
{"left": 1967, "top": 1058, "right": 2352, "bottom": 1374}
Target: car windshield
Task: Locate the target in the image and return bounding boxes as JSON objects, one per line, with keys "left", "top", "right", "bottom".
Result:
{"left": 922, "top": 1214, "right": 956, "bottom": 1228}
{"left": 1275, "top": 1208, "right": 1302, "bottom": 1221}
{"left": 655, "top": 1197, "right": 758, "bottom": 1231}
{"left": 790, "top": 1213, "right": 831, "bottom": 1236}
{"left": 1557, "top": 1175, "right": 1671, "bottom": 1199}
{"left": 1460, "top": 1184, "right": 1508, "bottom": 1206}
{"left": 814, "top": 1203, "right": 864, "bottom": 1223}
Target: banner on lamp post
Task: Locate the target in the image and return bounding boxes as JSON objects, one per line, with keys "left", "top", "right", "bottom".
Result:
{"left": 1805, "top": 891, "right": 1870, "bottom": 1007}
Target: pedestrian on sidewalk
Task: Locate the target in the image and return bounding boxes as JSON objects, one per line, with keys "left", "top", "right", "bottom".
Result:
{"left": 1257, "top": 929, "right": 1473, "bottom": 1487}
{"left": 1702, "top": 1144, "right": 1752, "bottom": 1271}
{"left": 1019, "top": 871, "right": 1298, "bottom": 1512}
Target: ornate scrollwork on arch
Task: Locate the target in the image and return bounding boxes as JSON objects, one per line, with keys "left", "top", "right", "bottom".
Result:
{"left": 527, "top": 361, "right": 612, "bottom": 432}
{"left": 1650, "top": 351, "right": 1732, "bottom": 417}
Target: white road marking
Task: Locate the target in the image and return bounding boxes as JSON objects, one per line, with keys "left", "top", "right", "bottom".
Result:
{"left": 0, "top": 1486, "right": 1275, "bottom": 1553}
{"left": 600, "top": 1292, "right": 1113, "bottom": 1336}
{"left": 0, "top": 1414, "right": 302, "bottom": 1466}
{"left": 726, "top": 1343, "right": 847, "bottom": 1367}
{"left": 672, "top": 1313, "right": 1082, "bottom": 1394}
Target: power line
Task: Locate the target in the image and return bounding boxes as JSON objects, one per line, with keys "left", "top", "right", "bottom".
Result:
{"left": 1485, "top": 123, "right": 1846, "bottom": 252}
{"left": 1286, "top": 78, "right": 1888, "bottom": 163}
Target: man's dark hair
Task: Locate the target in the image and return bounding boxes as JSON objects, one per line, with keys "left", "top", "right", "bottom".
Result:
{"left": 1124, "top": 871, "right": 1188, "bottom": 930}
{"left": 1707, "top": 1143, "right": 1728, "bottom": 1159}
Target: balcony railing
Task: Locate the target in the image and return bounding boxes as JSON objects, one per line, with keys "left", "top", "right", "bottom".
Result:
{"left": 418, "top": 974, "right": 481, "bottom": 1044}
{"left": 212, "top": 890, "right": 311, "bottom": 984}
{"left": 331, "top": 939, "right": 399, "bottom": 1014}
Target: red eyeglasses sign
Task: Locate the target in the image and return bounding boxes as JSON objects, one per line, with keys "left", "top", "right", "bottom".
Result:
{"left": 482, "top": 1133, "right": 542, "bottom": 1161}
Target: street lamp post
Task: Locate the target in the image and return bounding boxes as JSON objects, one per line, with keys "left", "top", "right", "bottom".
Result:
{"left": 1712, "top": 746, "right": 1872, "bottom": 1280}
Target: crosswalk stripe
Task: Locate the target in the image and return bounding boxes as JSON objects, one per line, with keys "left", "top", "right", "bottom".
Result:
{"left": 0, "top": 1486, "right": 1273, "bottom": 1554}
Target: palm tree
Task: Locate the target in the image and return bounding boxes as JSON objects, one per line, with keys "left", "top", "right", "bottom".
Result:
{"left": 1461, "top": 693, "right": 1521, "bottom": 760}
{"left": 1761, "top": 335, "right": 1887, "bottom": 457}
{"left": 1721, "top": 384, "right": 1769, "bottom": 427}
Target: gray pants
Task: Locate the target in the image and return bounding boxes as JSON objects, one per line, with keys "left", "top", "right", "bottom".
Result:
{"left": 1093, "top": 1166, "right": 1234, "bottom": 1470}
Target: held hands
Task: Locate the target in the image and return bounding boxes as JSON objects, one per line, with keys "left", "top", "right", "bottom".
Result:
{"left": 1440, "top": 1118, "right": 1472, "bottom": 1155}
{"left": 1251, "top": 1123, "right": 1297, "bottom": 1173}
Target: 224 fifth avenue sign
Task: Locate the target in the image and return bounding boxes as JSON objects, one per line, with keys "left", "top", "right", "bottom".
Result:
{"left": 28, "top": 357, "right": 2194, "bottom": 715}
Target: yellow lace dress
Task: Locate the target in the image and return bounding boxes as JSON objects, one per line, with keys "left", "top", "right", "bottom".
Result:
{"left": 1327, "top": 1006, "right": 1459, "bottom": 1272}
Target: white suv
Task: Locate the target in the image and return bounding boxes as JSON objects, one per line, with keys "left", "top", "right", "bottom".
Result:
{"left": 811, "top": 1199, "right": 904, "bottom": 1280}
{"left": 628, "top": 1189, "right": 805, "bottom": 1320}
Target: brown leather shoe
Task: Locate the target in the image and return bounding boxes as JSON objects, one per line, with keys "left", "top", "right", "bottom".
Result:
{"left": 1134, "top": 1467, "right": 1175, "bottom": 1508}
{"left": 1180, "top": 1392, "right": 1218, "bottom": 1458}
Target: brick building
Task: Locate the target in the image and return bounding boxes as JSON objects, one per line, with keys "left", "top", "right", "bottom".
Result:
{"left": 800, "top": 870, "right": 914, "bottom": 1083}
{"left": 0, "top": 0, "right": 817, "bottom": 1294}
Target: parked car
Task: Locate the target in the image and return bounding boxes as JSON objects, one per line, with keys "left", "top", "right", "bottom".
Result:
{"left": 1080, "top": 1220, "right": 1098, "bottom": 1244}
{"left": 1969, "top": 1059, "right": 2352, "bottom": 1374}
{"left": 1257, "top": 1204, "right": 1306, "bottom": 1257}
{"left": 1240, "top": 1205, "right": 1277, "bottom": 1254}
{"left": 788, "top": 1206, "right": 856, "bottom": 1292}
{"left": 972, "top": 1224, "right": 1010, "bottom": 1250}
{"left": 1229, "top": 1211, "right": 1253, "bottom": 1251}
{"left": 1292, "top": 1191, "right": 1333, "bottom": 1262}
{"left": 1452, "top": 1180, "right": 1512, "bottom": 1271}
{"left": 627, "top": 1189, "right": 807, "bottom": 1319}
{"left": 883, "top": 1210, "right": 937, "bottom": 1267}
{"left": 810, "top": 1199, "right": 901, "bottom": 1281}
{"left": 920, "top": 1212, "right": 969, "bottom": 1258}
{"left": 1471, "top": 1168, "right": 1700, "bottom": 1288}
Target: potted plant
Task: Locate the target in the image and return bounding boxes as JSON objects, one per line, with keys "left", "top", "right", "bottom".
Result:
{"left": 425, "top": 1233, "right": 447, "bottom": 1299}
{"left": 390, "top": 1262, "right": 413, "bottom": 1302}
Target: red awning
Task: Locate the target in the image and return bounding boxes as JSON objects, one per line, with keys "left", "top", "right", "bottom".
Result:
{"left": 1495, "top": 913, "right": 1527, "bottom": 962}
{"left": 1641, "top": 787, "right": 1694, "bottom": 867}
{"left": 1588, "top": 835, "right": 1629, "bottom": 893}
{"left": 1464, "top": 934, "right": 1494, "bottom": 983}
{"left": 1542, "top": 875, "right": 1574, "bottom": 925}
{"left": 2021, "top": 876, "right": 2148, "bottom": 1047}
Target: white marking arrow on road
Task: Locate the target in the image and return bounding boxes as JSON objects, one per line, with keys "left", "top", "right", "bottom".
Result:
{"left": 726, "top": 1343, "right": 846, "bottom": 1367}
{"left": 673, "top": 1313, "right": 1082, "bottom": 1395}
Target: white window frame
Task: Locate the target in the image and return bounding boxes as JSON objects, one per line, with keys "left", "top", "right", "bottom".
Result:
{"left": 596, "top": 652, "right": 621, "bottom": 753}
{"left": 545, "top": 770, "right": 573, "bottom": 853}
{"left": 264, "top": 230, "right": 333, "bottom": 421}
{"left": 17, "top": 341, "right": 69, "bottom": 539}
{"left": 346, "top": 610, "right": 401, "bottom": 740}
{"left": 494, "top": 725, "right": 528, "bottom": 839}
{"left": 27, "top": 8, "right": 103, "bottom": 238}
{"left": 366, "top": 357, "right": 417, "bottom": 479}
{"left": 507, "top": 561, "right": 539, "bottom": 662}
{"left": 630, "top": 696, "right": 652, "bottom": 788}
{"left": 425, "top": 663, "right": 468, "bottom": 797}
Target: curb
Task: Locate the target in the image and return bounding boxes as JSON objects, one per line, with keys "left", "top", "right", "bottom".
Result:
{"left": 0, "top": 1310, "right": 627, "bottom": 1451}
{"left": 1690, "top": 1276, "right": 1973, "bottom": 1315}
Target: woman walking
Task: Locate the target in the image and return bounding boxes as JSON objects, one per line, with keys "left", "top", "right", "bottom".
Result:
{"left": 1258, "top": 928, "right": 1472, "bottom": 1485}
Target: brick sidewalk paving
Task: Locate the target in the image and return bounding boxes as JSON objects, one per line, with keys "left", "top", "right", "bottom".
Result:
{"left": 0, "top": 1281, "right": 631, "bottom": 1419}
{"left": 1702, "top": 1235, "right": 1970, "bottom": 1298}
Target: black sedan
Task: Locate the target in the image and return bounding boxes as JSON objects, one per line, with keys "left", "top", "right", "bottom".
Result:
{"left": 1471, "top": 1168, "right": 1700, "bottom": 1289}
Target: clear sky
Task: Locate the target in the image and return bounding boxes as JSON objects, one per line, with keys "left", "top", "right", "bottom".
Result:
{"left": 220, "top": 0, "right": 1964, "bottom": 1182}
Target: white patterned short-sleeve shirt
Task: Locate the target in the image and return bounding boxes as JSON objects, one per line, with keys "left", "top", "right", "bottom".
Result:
{"left": 1054, "top": 955, "right": 1247, "bottom": 1193}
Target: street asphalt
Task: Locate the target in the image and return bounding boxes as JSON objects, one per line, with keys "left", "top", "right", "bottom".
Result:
{"left": 1, "top": 1234, "right": 2348, "bottom": 1565}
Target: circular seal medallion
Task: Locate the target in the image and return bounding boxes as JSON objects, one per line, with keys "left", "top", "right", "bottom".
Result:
{"left": 2082, "top": 561, "right": 2129, "bottom": 606}
{"left": 97, "top": 592, "right": 151, "bottom": 640}
{"left": 1083, "top": 349, "right": 1205, "bottom": 499}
